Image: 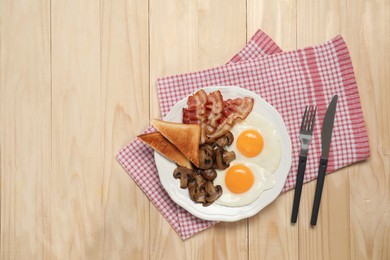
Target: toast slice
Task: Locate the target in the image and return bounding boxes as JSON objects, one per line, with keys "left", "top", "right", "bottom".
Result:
{"left": 138, "top": 132, "right": 192, "bottom": 169}
{"left": 151, "top": 119, "right": 200, "bottom": 167}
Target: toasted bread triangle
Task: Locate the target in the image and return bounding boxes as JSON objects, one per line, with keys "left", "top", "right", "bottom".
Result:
{"left": 151, "top": 119, "right": 200, "bottom": 167}
{"left": 138, "top": 132, "right": 192, "bottom": 169}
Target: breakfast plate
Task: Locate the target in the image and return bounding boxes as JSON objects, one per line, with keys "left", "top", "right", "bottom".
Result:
{"left": 154, "top": 86, "right": 292, "bottom": 222}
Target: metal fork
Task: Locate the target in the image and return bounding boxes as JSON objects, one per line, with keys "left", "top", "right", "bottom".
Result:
{"left": 291, "top": 105, "right": 317, "bottom": 223}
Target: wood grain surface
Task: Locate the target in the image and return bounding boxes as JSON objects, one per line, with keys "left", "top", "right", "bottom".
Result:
{"left": 1, "top": 0, "right": 389, "bottom": 259}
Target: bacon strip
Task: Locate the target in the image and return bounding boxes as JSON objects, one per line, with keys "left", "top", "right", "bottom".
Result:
{"left": 182, "top": 89, "right": 207, "bottom": 124}
{"left": 206, "top": 97, "right": 254, "bottom": 140}
{"left": 182, "top": 89, "right": 254, "bottom": 143}
{"left": 182, "top": 89, "right": 208, "bottom": 143}
{"left": 205, "top": 90, "right": 224, "bottom": 135}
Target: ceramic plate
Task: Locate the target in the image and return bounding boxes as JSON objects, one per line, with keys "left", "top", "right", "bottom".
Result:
{"left": 154, "top": 86, "right": 292, "bottom": 222}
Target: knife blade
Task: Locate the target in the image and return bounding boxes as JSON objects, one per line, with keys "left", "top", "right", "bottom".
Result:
{"left": 310, "top": 95, "right": 338, "bottom": 226}
{"left": 320, "top": 95, "right": 338, "bottom": 159}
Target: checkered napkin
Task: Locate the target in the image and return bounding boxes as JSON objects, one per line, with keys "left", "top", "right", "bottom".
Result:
{"left": 117, "top": 30, "right": 370, "bottom": 240}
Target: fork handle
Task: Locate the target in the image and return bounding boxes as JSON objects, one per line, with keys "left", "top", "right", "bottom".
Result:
{"left": 291, "top": 155, "right": 307, "bottom": 223}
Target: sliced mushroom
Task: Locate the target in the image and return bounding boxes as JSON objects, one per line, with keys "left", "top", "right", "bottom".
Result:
{"left": 199, "top": 169, "right": 217, "bottom": 181}
{"left": 222, "top": 150, "right": 236, "bottom": 166}
{"left": 198, "top": 145, "right": 213, "bottom": 169}
{"left": 195, "top": 174, "right": 206, "bottom": 186}
{"left": 188, "top": 169, "right": 198, "bottom": 181}
{"left": 188, "top": 182, "right": 207, "bottom": 204}
{"left": 225, "top": 131, "right": 234, "bottom": 146}
{"left": 203, "top": 181, "right": 223, "bottom": 206}
{"left": 214, "top": 147, "right": 229, "bottom": 170}
{"left": 173, "top": 166, "right": 194, "bottom": 189}
{"left": 192, "top": 191, "right": 206, "bottom": 203}
{"left": 215, "top": 131, "right": 234, "bottom": 147}
{"left": 187, "top": 179, "right": 197, "bottom": 190}
{"left": 201, "top": 143, "right": 214, "bottom": 155}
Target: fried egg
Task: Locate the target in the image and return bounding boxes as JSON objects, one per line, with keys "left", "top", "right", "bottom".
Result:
{"left": 214, "top": 162, "right": 275, "bottom": 206}
{"left": 214, "top": 111, "right": 281, "bottom": 207}
{"left": 229, "top": 111, "right": 282, "bottom": 174}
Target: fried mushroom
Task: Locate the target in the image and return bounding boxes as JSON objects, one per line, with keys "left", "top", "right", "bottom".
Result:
{"left": 188, "top": 179, "right": 207, "bottom": 204}
{"left": 203, "top": 181, "right": 223, "bottom": 206}
{"left": 199, "top": 169, "right": 217, "bottom": 181}
{"left": 195, "top": 174, "right": 206, "bottom": 186}
{"left": 173, "top": 166, "right": 194, "bottom": 189}
{"left": 214, "top": 147, "right": 229, "bottom": 170}
{"left": 198, "top": 144, "right": 214, "bottom": 169}
{"left": 189, "top": 184, "right": 206, "bottom": 204}
{"left": 222, "top": 150, "right": 236, "bottom": 166}
{"left": 215, "top": 131, "right": 234, "bottom": 147}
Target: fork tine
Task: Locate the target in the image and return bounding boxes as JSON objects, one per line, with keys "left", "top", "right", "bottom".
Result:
{"left": 304, "top": 106, "right": 313, "bottom": 130}
{"left": 301, "top": 106, "right": 308, "bottom": 129}
{"left": 308, "top": 106, "right": 317, "bottom": 131}
{"left": 311, "top": 106, "right": 317, "bottom": 130}
{"left": 305, "top": 106, "right": 313, "bottom": 130}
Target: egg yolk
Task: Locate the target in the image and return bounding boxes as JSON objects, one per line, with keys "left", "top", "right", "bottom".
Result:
{"left": 236, "top": 129, "right": 264, "bottom": 157}
{"left": 225, "top": 164, "right": 255, "bottom": 194}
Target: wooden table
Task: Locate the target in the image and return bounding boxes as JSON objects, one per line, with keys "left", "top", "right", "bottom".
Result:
{"left": 1, "top": 0, "right": 389, "bottom": 259}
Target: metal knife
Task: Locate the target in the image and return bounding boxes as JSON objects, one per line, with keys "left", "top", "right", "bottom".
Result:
{"left": 310, "top": 95, "right": 338, "bottom": 226}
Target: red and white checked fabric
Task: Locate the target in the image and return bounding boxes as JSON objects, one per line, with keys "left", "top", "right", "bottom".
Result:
{"left": 117, "top": 30, "right": 370, "bottom": 240}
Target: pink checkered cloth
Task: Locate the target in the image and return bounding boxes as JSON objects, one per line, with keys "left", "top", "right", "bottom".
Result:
{"left": 117, "top": 30, "right": 370, "bottom": 239}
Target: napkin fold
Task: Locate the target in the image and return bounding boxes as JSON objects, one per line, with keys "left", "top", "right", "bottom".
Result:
{"left": 117, "top": 30, "right": 370, "bottom": 240}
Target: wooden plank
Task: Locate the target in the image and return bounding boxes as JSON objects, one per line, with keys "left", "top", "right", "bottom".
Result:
{"left": 0, "top": 0, "right": 51, "bottom": 259}
{"left": 149, "top": 0, "right": 247, "bottom": 117}
{"left": 247, "top": 0, "right": 297, "bottom": 50}
{"left": 246, "top": 1, "right": 299, "bottom": 259}
{"left": 149, "top": 0, "right": 199, "bottom": 256}
{"left": 100, "top": 0, "right": 150, "bottom": 259}
{"left": 345, "top": 0, "right": 390, "bottom": 259}
{"left": 50, "top": 1, "right": 102, "bottom": 258}
{"left": 296, "top": 0, "right": 351, "bottom": 259}
{"left": 149, "top": 0, "right": 247, "bottom": 258}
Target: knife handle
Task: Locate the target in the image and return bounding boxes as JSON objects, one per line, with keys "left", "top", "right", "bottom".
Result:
{"left": 291, "top": 155, "right": 307, "bottom": 223}
{"left": 310, "top": 158, "right": 328, "bottom": 226}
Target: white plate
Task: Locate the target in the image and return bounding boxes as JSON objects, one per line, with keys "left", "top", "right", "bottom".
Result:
{"left": 154, "top": 86, "right": 292, "bottom": 222}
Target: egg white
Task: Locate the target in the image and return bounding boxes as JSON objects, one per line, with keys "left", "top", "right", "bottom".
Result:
{"left": 228, "top": 111, "right": 282, "bottom": 174}
{"left": 214, "top": 161, "right": 276, "bottom": 207}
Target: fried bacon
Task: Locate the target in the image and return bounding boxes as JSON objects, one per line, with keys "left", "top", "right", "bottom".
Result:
{"left": 183, "top": 89, "right": 254, "bottom": 143}
{"left": 205, "top": 90, "right": 224, "bottom": 136}
{"left": 207, "top": 97, "right": 254, "bottom": 140}
{"left": 182, "top": 89, "right": 208, "bottom": 124}
{"left": 183, "top": 89, "right": 208, "bottom": 143}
